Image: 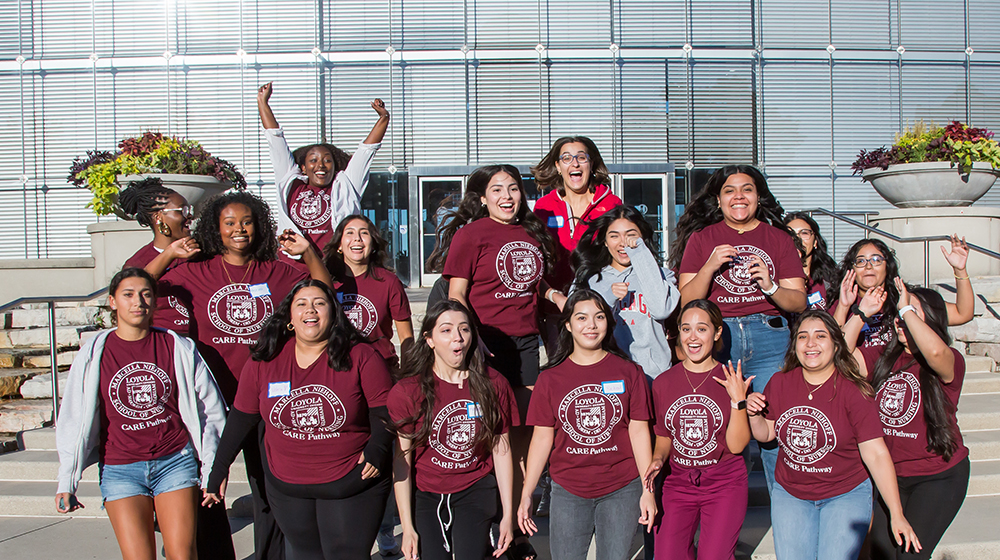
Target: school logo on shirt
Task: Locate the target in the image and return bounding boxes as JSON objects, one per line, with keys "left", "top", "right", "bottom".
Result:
{"left": 558, "top": 384, "right": 624, "bottom": 446}
{"left": 269, "top": 384, "right": 346, "bottom": 439}
{"left": 208, "top": 284, "right": 274, "bottom": 337}
{"left": 108, "top": 361, "right": 172, "bottom": 420}
{"left": 666, "top": 394, "right": 724, "bottom": 458}
{"left": 290, "top": 188, "right": 332, "bottom": 229}
{"left": 877, "top": 371, "right": 921, "bottom": 428}
{"left": 776, "top": 406, "right": 837, "bottom": 464}
{"left": 337, "top": 293, "right": 378, "bottom": 337}
{"left": 167, "top": 296, "right": 190, "bottom": 319}
{"left": 430, "top": 400, "right": 479, "bottom": 463}
{"left": 715, "top": 245, "right": 775, "bottom": 296}
{"left": 496, "top": 241, "right": 544, "bottom": 293}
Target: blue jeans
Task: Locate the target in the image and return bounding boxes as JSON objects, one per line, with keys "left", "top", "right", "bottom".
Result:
{"left": 721, "top": 313, "right": 789, "bottom": 494}
{"left": 771, "top": 478, "right": 873, "bottom": 560}
{"left": 550, "top": 478, "right": 642, "bottom": 560}
{"left": 98, "top": 443, "right": 200, "bottom": 503}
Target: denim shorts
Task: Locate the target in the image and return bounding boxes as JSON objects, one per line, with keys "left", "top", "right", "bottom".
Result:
{"left": 98, "top": 443, "right": 201, "bottom": 503}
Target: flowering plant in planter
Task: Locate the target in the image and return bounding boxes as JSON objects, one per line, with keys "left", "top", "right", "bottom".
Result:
{"left": 68, "top": 132, "right": 247, "bottom": 216}
{"left": 851, "top": 121, "right": 1000, "bottom": 177}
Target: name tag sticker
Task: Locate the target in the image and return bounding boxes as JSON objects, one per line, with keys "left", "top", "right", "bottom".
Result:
{"left": 602, "top": 380, "right": 625, "bottom": 395}
{"left": 467, "top": 403, "right": 482, "bottom": 419}
{"left": 249, "top": 283, "right": 271, "bottom": 299}
{"left": 547, "top": 216, "right": 565, "bottom": 228}
{"left": 268, "top": 381, "right": 291, "bottom": 398}
{"left": 807, "top": 291, "right": 822, "bottom": 305}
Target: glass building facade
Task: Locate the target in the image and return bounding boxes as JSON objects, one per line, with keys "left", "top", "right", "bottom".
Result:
{"left": 2, "top": 0, "right": 999, "bottom": 286}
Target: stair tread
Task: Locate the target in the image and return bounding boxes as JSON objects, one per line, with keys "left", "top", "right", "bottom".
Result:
{"left": 0, "top": 449, "right": 248, "bottom": 482}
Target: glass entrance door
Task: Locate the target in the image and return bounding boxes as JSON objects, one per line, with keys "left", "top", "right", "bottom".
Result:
{"left": 418, "top": 177, "right": 464, "bottom": 287}
{"left": 619, "top": 174, "right": 673, "bottom": 260}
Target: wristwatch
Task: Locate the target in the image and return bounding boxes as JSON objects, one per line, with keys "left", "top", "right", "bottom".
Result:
{"left": 732, "top": 400, "right": 747, "bottom": 410}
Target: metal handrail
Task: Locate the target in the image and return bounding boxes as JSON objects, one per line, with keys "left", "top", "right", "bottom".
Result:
{"left": 803, "top": 208, "right": 1000, "bottom": 287}
{"left": 0, "top": 288, "right": 109, "bottom": 426}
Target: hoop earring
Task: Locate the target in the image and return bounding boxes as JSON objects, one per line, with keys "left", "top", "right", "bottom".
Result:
{"left": 157, "top": 221, "right": 171, "bottom": 236}
{"left": 286, "top": 323, "right": 294, "bottom": 331}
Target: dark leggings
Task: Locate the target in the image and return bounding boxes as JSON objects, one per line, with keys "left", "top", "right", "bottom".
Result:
{"left": 415, "top": 475, "right": 499, "bottom": 560}
{"left": 870, "top": 457, "right": 970, "bottom": 560}
{"left": 266, "top": 470, "right": 391, "bottom": 560}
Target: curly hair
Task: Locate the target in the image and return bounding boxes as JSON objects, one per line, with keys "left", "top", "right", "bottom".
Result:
{"left": 323, "top": 214, "right": 394, "bottom": 282}
{"left": 784, "top": 212, "right": 838, "bottom": 291}
{"left": 835, "top": 238, "right": 901, "bottom": 319}
{"left": 668, "top": 165, "right": 786, "bottom": 270}
{"left": 781, "top": 309, "right": 874, "bottom": 398}
{"left": 251, "top": 279, "right": 366, "bottom": 371}
{"left": 871, "top": 287, "right": 959, "bottom": 460}
{"left": 571, "top": 205, "right": 659, "bottom": 290}
{"left": 530, "top": 136, "right": 612, "bottom": 196}
{"left": 191, "top": 190, "right": 280, "bottom": 263}
{"left": 292, "top": 143, "right": 352, "bottom": 179}
{"left": 544, "top": 288, "right": 633, "bottom": 369}
{"left": 425, "top": 164, "right": 556, "bottom": 274}
{"left": 393, "top": 300, "right": 505, "bottom": 455}
{"left": 117, "top": 177, "right": 177, "bottom": 228}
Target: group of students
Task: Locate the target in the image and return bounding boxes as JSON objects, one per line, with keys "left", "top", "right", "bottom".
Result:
{"left": 53, "top": 83, "right": 973, "bottom": 560}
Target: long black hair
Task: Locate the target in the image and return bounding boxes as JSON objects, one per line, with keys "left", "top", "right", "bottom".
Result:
{"left": 323, "top": 214, "right": 394, "bottom": 281}
{"left": 668, "top": 165, "right": 786, "bottom": 270}
{"left": 191, "top": 190, "right": 280, "bottom": 263}
{"left": 782, "top": 309, "right": 875, "bottom": 398}
{"left": 251, "top": 279, "right": 365, "bottom": 371}
{"left": 571, "top": 205, "right": 659, "bottom": 290}
{"left": 530, "top": 136, "right": 612, "bottom": 196}
{"left": 425, "top": 164, "right": 556, "bottom": 274}
{"left": 835, "top": 238, "right": 901, "bottom": 318}
{"left": 393, "top": 300, "right": 505, "bottom": 454}
{"left": 544, "top": 288, "right": 633, "bottom": 369}
{"left": 117, "top": 177, "right": 177, "bottom": 228}
{"left": 784, "top": 212, "right": 838, "bottom": 290}
{"left": 871, "top": 287, "right": 959, "bottom": 460}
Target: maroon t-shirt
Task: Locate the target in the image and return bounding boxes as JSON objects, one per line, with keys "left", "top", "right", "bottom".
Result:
{"left": 287, "top": 180, "right": 334, "bottom": 255}
{"left": 443, "top": 218, "right": 545, "bottom": 337}
{"left": 805, "top": 277, "right": 828, "bottom": 311}
{"left": 679, "top": 221, "right": 805, "bottom": 317}
{"left": 387, "top": 367, "right": 519, "bottom": 494}
{"left": 652, "top": 363, "right": 742, "bottom": 469}
{"left": 160, "top": 256, "right": 307, "bottom": 403}
{"left": 99, "top": 331, "right": 189, "bottom": 465}
{"left": 234, "top": 339, "right": 393, "bottom": 485}
{"left": 764, "top": 367, "right": 884, "bottom": 501}
{"left": 125, "top": 242, "right": 191, "bottom": 334}
{"left": 860, "top": 347, "right": 969, "bottom": 477}
{"left": 829, "top": 300, "right": 893, "bottom": 348}
{"left": 335, "top": 270, "right": 411, "bottom": 362}
{"left": 527, "top": 353, "right": 652, "bottom": 499}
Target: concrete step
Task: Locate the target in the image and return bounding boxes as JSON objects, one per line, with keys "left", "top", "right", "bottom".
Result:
{"left": 964, "top": 355, "right": 995, "bottom": 374}
{"left": 0, "top": 327, "right": 84, "bottom": 350}
{"left": 965, "top": 429, "right": 1000, "bottom": 462}
{"left": 751, "top": 494, "right": 1000, "bottom": 559}
{"left": 956, "top": 393, "right": 1000, "bottom": 431}
{"left": 17, "top": 426, "right": 59, "bottom": 450}
{"left": 963, "top": 371, "right": 1000, "bottom": 394}
{"left": 0, "top": 479, "right": 253, "bottom": 518}
{"left": 0, "top": 449, "right": 249, "bottom": 484}
{"left": 0, "top": 399, "right": 52, "bottom": 433}
{"left": 970, "top": 459, "right": 1000, "bottom": 496}
{"left": 2, "top": 306, "right": 107, "bottom": 330}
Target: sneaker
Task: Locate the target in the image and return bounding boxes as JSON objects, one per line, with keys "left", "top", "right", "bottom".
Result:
{"left": 377, "top": 528, "right": 400, "bottom": 557}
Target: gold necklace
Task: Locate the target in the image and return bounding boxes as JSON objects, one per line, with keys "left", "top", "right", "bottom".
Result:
{"left": 221, "top": 257, "right": 253, "bottom": 286}
{"left": 806, "top": 374, "right": 831, "bottom": 400}
{"left": 684, "top": 367, "right": 713, "bottom": 394}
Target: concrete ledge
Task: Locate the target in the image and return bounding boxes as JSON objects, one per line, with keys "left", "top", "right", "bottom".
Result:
{"left": 0, "top": 258, "right": 95, "bottom": 270}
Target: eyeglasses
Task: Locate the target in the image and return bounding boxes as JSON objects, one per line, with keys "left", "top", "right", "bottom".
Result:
{"left": 559, "top": 153, "right": 590, "bottom": 165}
{"left": 794, "top": 228, "right": 814, "bottom": 239}
{"left": 161, "top": 205, "right": 194, "bottom": 219}
{"left": 853, "top": 255, "right": 886, "bottom": 268}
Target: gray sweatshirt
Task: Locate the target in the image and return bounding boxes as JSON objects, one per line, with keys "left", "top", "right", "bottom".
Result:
{"left": 588, "top": 243, "right": 680, "bottom": 380}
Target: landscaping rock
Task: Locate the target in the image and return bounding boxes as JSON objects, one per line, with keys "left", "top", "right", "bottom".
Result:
{"left": 19, "top": 372, "right": 68, "bottom": 400}
{"left": 0, "top": 399, "right": 52, "bottom": 432}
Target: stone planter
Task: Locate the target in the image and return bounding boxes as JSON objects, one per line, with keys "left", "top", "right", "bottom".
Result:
{"left": 862, "top": 161, "right": 1000, "bottom": 208}
{"left": 117, "top": 173, "right": 230, "bottom": 214}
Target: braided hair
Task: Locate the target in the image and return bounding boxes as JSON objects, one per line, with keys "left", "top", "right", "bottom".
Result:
{"left": 117, "top": 177, "right": 177, "bottom": 228}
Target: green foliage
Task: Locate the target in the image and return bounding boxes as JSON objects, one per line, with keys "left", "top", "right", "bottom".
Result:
{"left": 852, "top": 121, "right": 1000, "bottom": 177}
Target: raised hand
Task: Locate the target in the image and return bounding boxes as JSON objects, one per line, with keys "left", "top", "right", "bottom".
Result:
{"left": 371, "top": 98, "right": 389, "bottom": 118}
{"left": 839, "top": 270, "right": 859, "bottom": 307}
{"left": 611, "top": 282, "right": 630, "bottom": 300}
{"left": 858, "top": 284, "right": 887, "bottom": 317}
{"left": 941, "top": 234, "right": 969, "bottom": 271}
{"left": 165, "top": 236, "right": 200, "bottom": 260}
{"left": 257, "top": 82, "right": 273, "bottom": 105}
{"left": 895, "top": 277, "right": 911, "bottom": 309}
{"left": 716, "top": 361, "right": 754, "bottom": 404}
{"left": 278, "top": 229, "right": 309, "bottom": 256}
{"left": 705, "top": 244, "right": 739, "bottom": 273}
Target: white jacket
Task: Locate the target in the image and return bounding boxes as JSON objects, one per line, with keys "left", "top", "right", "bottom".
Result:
{"left": 56, "top": 328, "right": 228, "bottom": 495}
{"left": 265, "top": 127, "right": 381, "bottom": 236}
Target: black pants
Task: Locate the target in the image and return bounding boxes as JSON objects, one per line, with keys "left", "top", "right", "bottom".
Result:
{"left": 266, "top": 469, "right": 391, "bottom": 560}
{"left": 415, "top": 474, "right": 499, "bottom": 560}
{"left": 870, "top": 457, "right": 970, "bottom": 560}
{"left": 244, "top": 426, "right": 286, "bottom": 560}
{"left": 197, "top": 498, "right": 236, "bottom": 560}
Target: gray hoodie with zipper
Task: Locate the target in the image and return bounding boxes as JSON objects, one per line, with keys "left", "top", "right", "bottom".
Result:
{"left": 587, "top": 242, "right": 680, "bottom": 380}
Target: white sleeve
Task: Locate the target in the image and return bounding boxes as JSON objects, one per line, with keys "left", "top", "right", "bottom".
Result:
{"left": 338, "top": 141, "right": 381, "bottom": 200}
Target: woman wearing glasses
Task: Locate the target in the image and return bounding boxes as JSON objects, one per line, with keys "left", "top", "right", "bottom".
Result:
{"left": 831, "top": 236, "right": 974, "bottom": 349}
{"left": 119, "top": 177, "right": 197, "bottom": 335}
{"left": 783, "top": 212, "right": 838, "bottom": 311}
